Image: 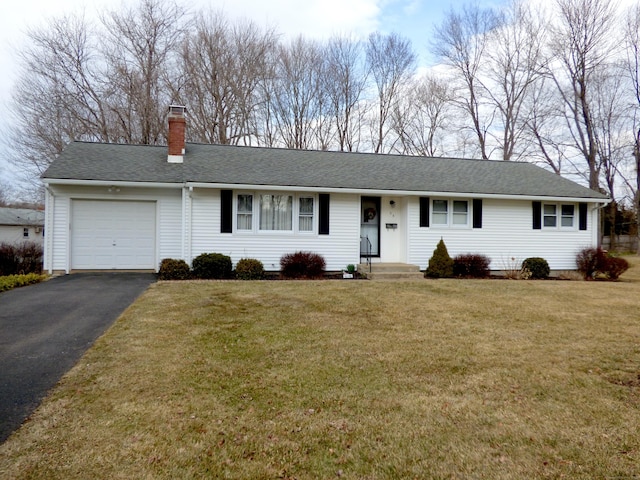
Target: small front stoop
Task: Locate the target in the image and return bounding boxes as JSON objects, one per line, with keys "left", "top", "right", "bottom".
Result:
{"left": 357, "top": 263, "right": 423, "bottom": 280}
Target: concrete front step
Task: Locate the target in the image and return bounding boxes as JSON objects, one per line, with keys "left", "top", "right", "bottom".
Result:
{"left": 357, "top": 263, "right": 424, "bottom": 280}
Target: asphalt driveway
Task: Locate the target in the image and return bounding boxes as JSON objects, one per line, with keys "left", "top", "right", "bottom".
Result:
{"left": 0, "top": 273, "right": 156, "bottom": 443}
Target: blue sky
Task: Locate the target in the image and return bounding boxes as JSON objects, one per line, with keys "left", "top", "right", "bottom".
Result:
{"left": 0, "top": 0, "right": 507, "bottom": 186}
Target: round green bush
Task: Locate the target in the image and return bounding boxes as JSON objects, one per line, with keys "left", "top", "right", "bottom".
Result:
{"left": 158, "top": 258, "right": 191, "bottom": 280}
{"left": 522, "top": 257, "right": 550, "bottom": 279}
{"left": 235, "top": 258, "right": 265, "bottom": 280}
{"left": 192, "top": 253, "right": 233, "bottom": 279}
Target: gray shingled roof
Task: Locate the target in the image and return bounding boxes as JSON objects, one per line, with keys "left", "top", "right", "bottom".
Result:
{"left": 0, "top": 207, "right": 44, "bottom": 226}
{"left": 43, "top": 141, "right": 608, "bottom": 200}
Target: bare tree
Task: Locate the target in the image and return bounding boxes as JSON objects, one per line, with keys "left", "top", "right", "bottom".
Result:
{"left": 622, "top": 3, "right": 640, "bottom": 251}
{"left": 546, "top": 0, "right": 618, "bottom": 190}
{"left": 100, "top": 0, "right": 187, "bottom": 145}
{"left": 177, "top": 12, "right": 277, "bottom": 145}
{"left": 267, "top": 36, "right": 325, "bottom": 150}
{"left": 484, "top": 1, "right": 545, "bottom": 160}
{"left": 392, "top": 74, "right": 453, "bottom": 157}
{"left": 432, "top": 5, "right": 501, "bottom": 159}
{"left": 322, "top": 36, "right": 368, "bottom": 152}
{"left": 9, "top": 13, "right": 108, "bottom": 177}
{"left": 366, "top": 32, "right": 416, "bottom": 154}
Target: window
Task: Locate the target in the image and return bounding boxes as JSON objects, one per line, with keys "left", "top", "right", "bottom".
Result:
{"left": 432, "top": 200, "right": 448, "bottom": 225}
{"left": 541, "top": 203, "right": 576, "bottom": 229}
{"left": 561, "top": 205, "right": 575, "bottom": 227}
{"left": 237, "top": 194, "right": 253, "bottom": 230}
{"left": 259, "top": 194, "right": 293, "bottom": 231}
{"left": 235, "top": 193, "right": 317, "bottom": 232}
{"left": 432, "top": 199, "right": 469, "bottom": 227}
{"left": 298, "top": 197, "right": 314, "bottom": 232}
{"left": 23, "top": 228, "right": 29, "bottom": 238}
{"left": 543, "top": 204, "right": 557, "bottom": 227}
{"left": 452, "top": 201, "right": 468, "bottom": 225}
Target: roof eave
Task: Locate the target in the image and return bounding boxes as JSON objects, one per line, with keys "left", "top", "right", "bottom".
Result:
{"left": 44, "top": 178, "right": 183, "bottom": 189}
{"left": 185, "top": 182, "right": 610, "bottom": 203}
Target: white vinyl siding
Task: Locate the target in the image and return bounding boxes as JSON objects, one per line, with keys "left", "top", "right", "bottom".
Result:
{"left": 408, "top": 198, "right": 596, "bottom": 271}
{"left": 191, "top": 190, "right": 357, "bottom": 271}
{"left": 44, "top": 185, "right": 182, "bottom": 273}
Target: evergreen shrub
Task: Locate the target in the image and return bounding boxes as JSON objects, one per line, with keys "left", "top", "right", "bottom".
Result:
{"left": 235, "top": 258, "right": 265, "bottom": 280}
{"left": 192, "top": 253, "right": 233, "bottom": 279}
{"left": 158, "top": 258, "right": 191, "bottom": 280}
{"left": 522, "top": 257, "right": 550, "bottom": 279}
{"left": 425, "top": 239, "right": 454, "bottom": 278}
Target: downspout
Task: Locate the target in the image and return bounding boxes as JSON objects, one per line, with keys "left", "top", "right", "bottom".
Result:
{"left": 593, "top": 202, "right": 609, "bottom": 249}
{"left": 181, "top": 185, "right": 193, "bottom": 264}
{"left": 43, "top": 185, "right": 55, "bottom": 274}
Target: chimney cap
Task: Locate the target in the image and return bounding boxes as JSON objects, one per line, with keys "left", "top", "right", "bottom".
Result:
{"left": 168, "top": 105, "right": 187, "bottom": 116}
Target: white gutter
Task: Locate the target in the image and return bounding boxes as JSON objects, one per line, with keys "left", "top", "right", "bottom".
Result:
{"left": 43, "top": 179, "right": 182, "bottom": 189}
{"left": 185, "top": 182, "right": 610, "bottom": 204}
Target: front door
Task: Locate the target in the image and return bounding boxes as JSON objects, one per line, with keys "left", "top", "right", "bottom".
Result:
{"left": 360, "top": 196, "right": 380, "bottom": 257}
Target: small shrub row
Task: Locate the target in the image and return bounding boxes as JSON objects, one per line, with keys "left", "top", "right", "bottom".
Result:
{"left": 576, "top": 247, "right": 629, "bottom": 280}
{"left": 158, "top": 254, "right": 265, "bottom": 280}
{"left": 0, "top": 241, "right": 43, "bottom": 276}
{"left": 0, "top": 273, "right": 47, "bottom": 292}
{"left": 426, "top": 240, "right": 491, "bottom": 279}
{"left": 280, "top": 251, "right": 326, "bottom": 279}
{"left": 425, "top": 239, "right": 556, "bottom": 280}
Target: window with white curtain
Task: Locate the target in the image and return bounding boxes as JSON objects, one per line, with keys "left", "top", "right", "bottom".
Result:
{"left": 298, "top": 197, "right": 314, "bottom": 232}
{"left": 259, "top": 194, "right": 293, "bottom": 231}
{"left": 237, "top": 194, "right": 253, "bottom": 230}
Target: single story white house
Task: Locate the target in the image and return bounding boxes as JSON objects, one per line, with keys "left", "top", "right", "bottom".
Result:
{"left": 0, "top": 207, "right": 45, "bottom": 246}
{"left": 42, "top": 107, "right": 609, "bottom": 274}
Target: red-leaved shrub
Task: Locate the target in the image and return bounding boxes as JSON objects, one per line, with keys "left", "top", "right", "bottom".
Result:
{"left": 280, "top": 251, "right": 326, "bottom": 279}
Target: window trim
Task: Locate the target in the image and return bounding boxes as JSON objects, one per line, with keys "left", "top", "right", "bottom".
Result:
{"left": 430, "top": 198, "right": 470, "bottom": 228}
{"left": 234, "top": 191, "right": 318, "bottom": 234}
{"left": 235, "top": 193, "right": 254, "bottom": 232}
{"left": 541, "top": 202, "right": 577, "bottom": 230}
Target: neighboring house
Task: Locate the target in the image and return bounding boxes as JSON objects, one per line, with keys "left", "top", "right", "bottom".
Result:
{"left": 42, "top": 106, "right": 609, "bottom": 274}
{"left": 0, "top": 207, "right": 45, "bottom": 246}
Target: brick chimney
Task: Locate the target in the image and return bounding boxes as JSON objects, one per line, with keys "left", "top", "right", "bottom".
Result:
{"left": 167, "top": 105, "right": 186, "bottom": 163}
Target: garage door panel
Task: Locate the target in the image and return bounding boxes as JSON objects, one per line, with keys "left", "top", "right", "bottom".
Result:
{"left": 71, "top": 200, "right": 156, "bottom": 270}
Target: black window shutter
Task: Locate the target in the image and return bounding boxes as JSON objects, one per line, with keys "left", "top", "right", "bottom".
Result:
{"left": 472, "top": 199, "right": 483, "bottom": 229}
{"left": 532, "top": 201, "right": 542, "bottom": 230}
{"left": 419, "top": 197, "right": 430, "bottom": 227}
{"left": 221, "top": 190, "right": 233, "bottom": 233}
{"left": 579, "top": 203, "right": 588, "bottom": 231}
{"left": 319, "top": 194, "right": 330, "bottom": 235}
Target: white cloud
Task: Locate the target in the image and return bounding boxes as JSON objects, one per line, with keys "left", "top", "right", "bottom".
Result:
{"left": 212, "top": 0, "right": 382, "bottom": 39}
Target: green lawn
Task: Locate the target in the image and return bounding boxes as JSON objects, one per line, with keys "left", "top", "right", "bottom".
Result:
{"left": 1, "top": 259, "right": 639, "bottom": 479}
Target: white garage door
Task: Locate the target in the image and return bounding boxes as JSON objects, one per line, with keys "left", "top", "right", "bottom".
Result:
{"left": 71, "top": 200, "right": 156, "bottom": 270}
